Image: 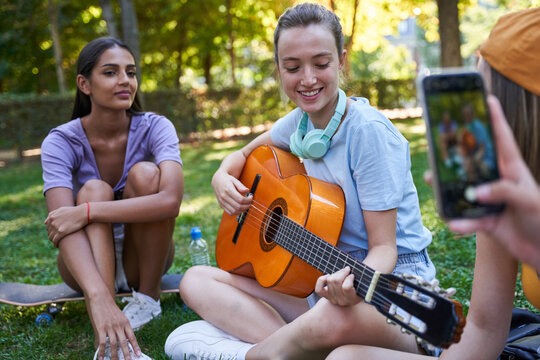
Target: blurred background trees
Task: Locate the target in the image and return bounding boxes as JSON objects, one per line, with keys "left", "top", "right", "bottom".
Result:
{"left": 0, "top": 0, "right": 538, "bottom": 154}
{"left": 1, "top": 0, "right": 537, "bottom": 95}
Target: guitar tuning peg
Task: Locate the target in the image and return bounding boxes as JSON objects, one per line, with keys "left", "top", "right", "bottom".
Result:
{"left": 416, "top": 337, "right": 436, "bottom": 352}
{"left": 430, "top": 279, "right": 440, "bottom": 288}
{"left": 445, "top": 287, "right": 457, "bottom": 297}
{"left": 401, "top": 327, "right": 411, "bottom": 335}
{"left": 386, "top": 318, "right": 396, "bottom": 326}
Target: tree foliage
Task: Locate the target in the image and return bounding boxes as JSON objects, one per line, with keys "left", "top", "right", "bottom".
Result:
{"left": 0, "top": 0, "right": 538, "bottom": 95}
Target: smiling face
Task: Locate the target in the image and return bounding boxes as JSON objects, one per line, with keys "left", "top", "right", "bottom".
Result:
{"left": 276, "top": 23, "right": 345, "bottom": 125}
{"left": 78, "top": 45, "right": 138, "bottom": 113}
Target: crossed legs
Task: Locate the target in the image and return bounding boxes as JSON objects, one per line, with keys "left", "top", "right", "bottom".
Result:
{"left": 179, "top": 265, "right": 421, "bottom": 360}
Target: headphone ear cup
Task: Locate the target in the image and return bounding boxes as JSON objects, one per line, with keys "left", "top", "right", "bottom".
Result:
{"left": 301, "top": 129, "right": 328, "bottom": 159}
{"left": 289, "top": 130, "right": 305, "bottom": 158}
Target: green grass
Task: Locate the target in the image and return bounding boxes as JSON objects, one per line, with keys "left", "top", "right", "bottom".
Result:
{"left": 0, "top": 119, "right": 533, "bottom": 359}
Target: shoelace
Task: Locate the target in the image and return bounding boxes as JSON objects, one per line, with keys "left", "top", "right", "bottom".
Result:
{"left": 122, "top": 291, "right": 146, "bottom": 317}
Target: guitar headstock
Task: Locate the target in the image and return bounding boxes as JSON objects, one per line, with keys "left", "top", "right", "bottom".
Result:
{"left": 372, "top": 273, "right": 465, "bottom": 349}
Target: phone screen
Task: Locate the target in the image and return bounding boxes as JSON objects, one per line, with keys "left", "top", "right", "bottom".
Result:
{"left": 421, "top": 72, "right": 504, "bottom": 219}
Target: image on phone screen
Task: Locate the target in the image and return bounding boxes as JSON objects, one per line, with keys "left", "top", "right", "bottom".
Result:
{"left": 422, "top": 72, "right": 503, "bottom": 218}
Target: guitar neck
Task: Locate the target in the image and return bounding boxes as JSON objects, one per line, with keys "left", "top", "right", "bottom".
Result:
{"left": 275, "top": 216, "right": 374, "bottom": 299}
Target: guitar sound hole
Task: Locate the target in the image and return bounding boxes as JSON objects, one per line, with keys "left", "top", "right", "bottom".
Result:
{"left": 264, "top": 207, "right": 283, "bottom": 244}
{"left": 259, "top": 197, "right": 287, "bottom": 252}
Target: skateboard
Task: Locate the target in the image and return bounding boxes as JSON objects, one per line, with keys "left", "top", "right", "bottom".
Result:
{"left": 0, "top": 273, "right": 183, "bottom": 326}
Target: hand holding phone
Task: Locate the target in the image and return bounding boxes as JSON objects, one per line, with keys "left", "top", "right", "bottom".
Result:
{"left": 418, "top": 71, "right": 504, "bottom": 219}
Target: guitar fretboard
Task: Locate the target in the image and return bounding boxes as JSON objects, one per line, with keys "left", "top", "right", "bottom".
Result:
{"left": 273, "top": 215, "right": 375, "bottom": 299}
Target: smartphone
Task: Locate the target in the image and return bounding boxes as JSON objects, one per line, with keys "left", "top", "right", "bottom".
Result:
{"left": 418, "top": 70, "right": 504, "bottom": 219}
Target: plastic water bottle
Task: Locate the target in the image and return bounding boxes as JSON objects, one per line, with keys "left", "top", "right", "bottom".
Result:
{"left": 188, "top": 226, "right": 210, "bottom": 266}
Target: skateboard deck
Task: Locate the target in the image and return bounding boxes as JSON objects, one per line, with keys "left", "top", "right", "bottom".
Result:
{"left": 0, "top": 273, "right": 183, "bottom": 326}
{"left": 0, "top": 273, "right": 183, "bottom": 307}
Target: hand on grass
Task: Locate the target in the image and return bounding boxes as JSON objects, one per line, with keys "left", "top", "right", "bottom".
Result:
{"left": 89, "top": 294, "right": 142, "bottom": 360}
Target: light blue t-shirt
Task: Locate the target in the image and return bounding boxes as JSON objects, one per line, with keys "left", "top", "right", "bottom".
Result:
{"left": 270, "top": 97, "right": 432, "bottom": 255}
{"left": 41, "top": 112, "right": 182, "bottom": 196}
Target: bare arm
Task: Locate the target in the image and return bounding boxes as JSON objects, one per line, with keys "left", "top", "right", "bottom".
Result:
{"left": 212, "top": 131, "right": 273, "bottom": 215}
{"left": 439, "top": 232, "right": 517, "bottom": 359}
{"left": 45, "top": 160, "right": 183, "bottom": 245}
{"left": 316, "top": 209, "right": 398, "bottom": 306}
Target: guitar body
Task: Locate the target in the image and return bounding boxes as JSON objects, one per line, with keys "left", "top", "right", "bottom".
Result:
{"left": 216, "top": 145, "right": 345, "bottom": 298}
{"left": 521, "top": 264, "right": 540, "bottom": 310}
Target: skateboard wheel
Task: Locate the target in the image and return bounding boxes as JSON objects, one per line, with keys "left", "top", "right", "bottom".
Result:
{"left": 35, "top": 312, "right": 53, "bottom": 327}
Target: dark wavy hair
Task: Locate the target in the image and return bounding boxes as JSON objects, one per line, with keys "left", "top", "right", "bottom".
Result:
{"left": 71, "top": 37, "right": 143, "bottom": 119}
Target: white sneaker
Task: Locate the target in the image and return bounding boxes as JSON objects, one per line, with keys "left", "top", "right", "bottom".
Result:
{"left": 122, "top": 290, "right": 161, "bottom": 331}
{"left": 93, "top": 338, "right": 152, "bottom": 360}
{"left": 164, "top": 320, "right": 253, "bottom": 360}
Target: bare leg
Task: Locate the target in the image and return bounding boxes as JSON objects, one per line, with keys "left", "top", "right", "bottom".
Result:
{"left": 179, "top": 266, "right": 310, "bottom": 344}
{"left": 246, "top": 297, "right": 421, "bottom": 360}
{"left": 326, "top": 344, "right": 432, "bottom": 360}
{"left": 122, "top": 162, "right": 175, "bottom": 300}
{"left": 57, "top": 179, "right": 115, "bottom": 295}
{"left": 56, "top": 180, "right": 116, "bottom": 346}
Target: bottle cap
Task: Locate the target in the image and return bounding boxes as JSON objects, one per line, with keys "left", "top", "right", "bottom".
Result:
{"left": 190, "top": 226, "right": 202, "bottom": 240}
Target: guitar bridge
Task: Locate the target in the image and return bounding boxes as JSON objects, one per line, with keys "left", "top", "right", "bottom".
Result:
{"left": 232, "top": 174, "right": 261, "bottom": 244}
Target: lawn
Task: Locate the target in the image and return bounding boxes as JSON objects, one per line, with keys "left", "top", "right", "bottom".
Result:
{"left": 0, "top": 118, "right": 533, "bottom": 359}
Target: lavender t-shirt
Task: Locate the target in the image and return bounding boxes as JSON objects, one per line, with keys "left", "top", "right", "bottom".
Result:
{"left": 41, "top": 112, "right": 182, "bottom": 196}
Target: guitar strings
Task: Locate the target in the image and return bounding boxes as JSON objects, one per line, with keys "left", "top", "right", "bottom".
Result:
{"left": 236, "top": 199, "right": 397, "bottom": 293}
{"left": 244, "top": 199, "right": 388, "bottom": 288}
{"left": 232, "top": 202, "right": 423, "bottom": 320}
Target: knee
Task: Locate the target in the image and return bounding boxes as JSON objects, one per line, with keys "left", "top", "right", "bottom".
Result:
{"left": 126, "top": 162, "right": 160, "bottom": 196}
{"left": 77, "top": 179, "right": 114, "bottom": 203}
{"left": 179, "top": 266, "right": 219, "bottom": 305}
{"left": 302, "top": 301, "right": 357, "bottom": 346}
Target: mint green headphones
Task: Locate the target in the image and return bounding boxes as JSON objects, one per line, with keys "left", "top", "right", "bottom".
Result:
{"left": 289, "top": 88, "right": 347, "bottom": 159}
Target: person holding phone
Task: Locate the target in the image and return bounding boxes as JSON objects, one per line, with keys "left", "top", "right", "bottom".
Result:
{"left": 323, "top": 6, "right": 540, "bottom": 359}
{"left": 165, "top": 3, "right": 438, "bottom": 359}
{"left": 41, "top": 37, "right": 184, "bottom": 360}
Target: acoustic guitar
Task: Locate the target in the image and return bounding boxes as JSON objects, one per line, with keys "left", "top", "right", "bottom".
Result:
{"left": 216, "top": 145, "right": 465, "bottom": 349}
{"left": 521, "top": 264, "right": 540, "bottom": 310}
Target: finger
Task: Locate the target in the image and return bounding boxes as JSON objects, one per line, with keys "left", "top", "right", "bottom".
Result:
{"left": 109, "top": 336, "right": 120, "bottom": 360}
{"left": 233, "top": 178, "right": 250, "bottom": 195}
{"left": 423, "top": 170, "right": 433, "bottom": 187}
{"left": 342, "top": 274, "right": 355, "bottom": 292}
{"left": 97, "top": 335, "right": 107, "bottom": 360}
{"left": 448, "top": 217, "right": 495, "bottom": 234}
{"left": 118, "top": 337, "right": 131, "bottom": 360}
{"left": 126, "top": 330, "right": 142, "bottom": 358}
{"left": 315, "top": 275, "right": 329, "bottom": 294}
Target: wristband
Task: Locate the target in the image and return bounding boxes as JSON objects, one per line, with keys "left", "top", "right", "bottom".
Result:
{"left": 86, "top": 201, "right": 90, "bottom": 225}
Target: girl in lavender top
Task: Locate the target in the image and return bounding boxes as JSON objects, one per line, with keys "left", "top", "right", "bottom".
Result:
{"left": 41, "top": 37, "right": 183, "bottom": 360}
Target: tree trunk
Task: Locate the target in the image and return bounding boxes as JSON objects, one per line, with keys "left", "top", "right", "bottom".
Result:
{"left": 343, "top": 0, "right": 359, "bottom": 76}
{"left": 46, "top": 0, "right": 66, "bottom": 93}
{"left": 204, "top": 53, "right": 212, "bottom": 87}
{"left": 226, "top": 0, "right": 236, "bottom": 86}
{"left": 119, "top": 0, "right": 141, "bottom": 81}
{"left": 436, "top": 0, "right": 462, "bottom": 67}
{"left": 99, "top": 0, "right": 119, "bottom": 38}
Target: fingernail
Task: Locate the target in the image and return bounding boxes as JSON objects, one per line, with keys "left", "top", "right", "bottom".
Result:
{"left": 475, "top": 184, "right": 490, "bottom": 198}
